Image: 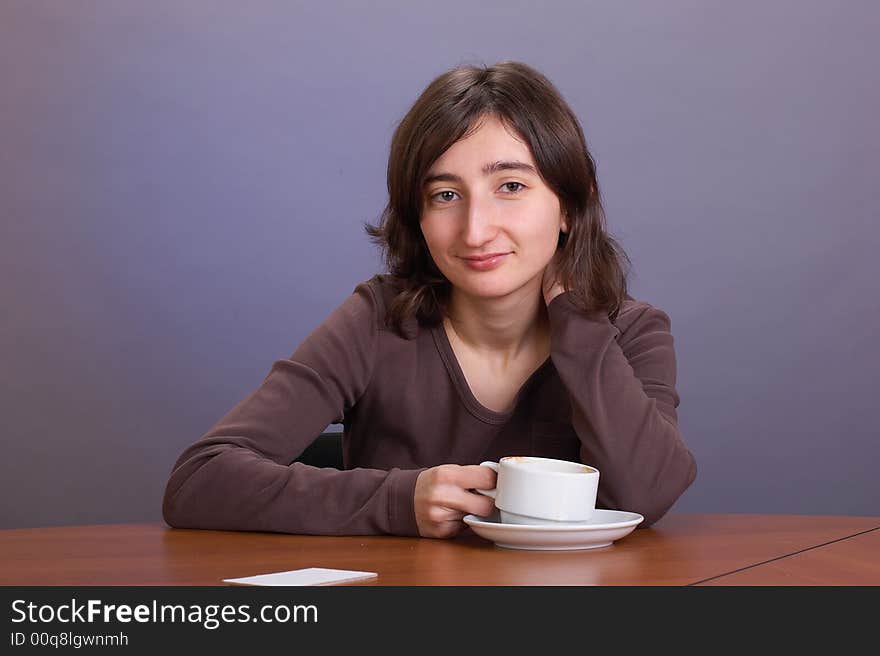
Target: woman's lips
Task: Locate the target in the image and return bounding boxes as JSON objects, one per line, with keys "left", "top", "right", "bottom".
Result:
{"left": 459, "top": 252, "right": 511, "bottom": 271}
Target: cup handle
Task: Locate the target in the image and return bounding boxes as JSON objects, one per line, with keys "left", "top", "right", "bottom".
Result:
{"left": 474, "top": 461, "right": 499, "bottom": 499}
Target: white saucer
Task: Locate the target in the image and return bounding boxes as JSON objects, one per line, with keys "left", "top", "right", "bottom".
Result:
{"left": 463, "top": 509, "right": 644, "bottom": 551}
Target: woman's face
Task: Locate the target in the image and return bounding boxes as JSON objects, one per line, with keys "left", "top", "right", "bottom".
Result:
{"left": 419, "top": 115, "right": 567, "bottom": 303}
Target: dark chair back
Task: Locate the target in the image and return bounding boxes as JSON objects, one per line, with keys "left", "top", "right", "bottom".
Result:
{"left": 295, "top": 431, "right": 344, "bottom": 469}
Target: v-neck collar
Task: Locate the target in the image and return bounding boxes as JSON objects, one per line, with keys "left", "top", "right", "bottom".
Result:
{"left": 430, "top": 321, "right": 552, "bottom": 425}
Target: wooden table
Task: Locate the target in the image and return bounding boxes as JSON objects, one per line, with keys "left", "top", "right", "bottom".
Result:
{"left": 1, "top": 514, "right": 877, "bottom": 586}
{"left": 698, "top": 525, "right": 880, "bottom": 585}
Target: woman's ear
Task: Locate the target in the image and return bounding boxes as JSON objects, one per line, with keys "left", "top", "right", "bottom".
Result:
{"left": 558, "top": 214, "right": 569, "bottom": 249}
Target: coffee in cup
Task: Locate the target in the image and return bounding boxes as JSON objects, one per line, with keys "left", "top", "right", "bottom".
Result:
{"left": 476, "top": 456, "right": 599, "bottom": 524}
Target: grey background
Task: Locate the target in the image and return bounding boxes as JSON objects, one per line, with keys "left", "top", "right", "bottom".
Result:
{"left": 1, "top": 1, "right": 877, "bottom": 529}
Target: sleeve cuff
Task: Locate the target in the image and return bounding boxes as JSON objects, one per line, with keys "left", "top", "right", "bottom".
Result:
{"left": 547, "top": 290, "right": 580, "bottom": 315}
{"left": 547, "top": 291, "right": 617, "bottom": 329}
{"left": 387, "top": 467, "right": 426, "bottom": 537}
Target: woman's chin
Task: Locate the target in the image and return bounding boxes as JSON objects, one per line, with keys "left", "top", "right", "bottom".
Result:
{"left": 450, "top": 275, "right": 536, "bottom": 301}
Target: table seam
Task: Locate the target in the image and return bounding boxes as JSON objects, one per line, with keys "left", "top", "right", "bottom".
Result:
{"left": 685, "top": 525, "right": 880, "bottom": 586}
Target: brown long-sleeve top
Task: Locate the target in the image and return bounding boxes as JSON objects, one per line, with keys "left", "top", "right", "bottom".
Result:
{"left": 162, "top": 274, "right": 697, "bottom": 536}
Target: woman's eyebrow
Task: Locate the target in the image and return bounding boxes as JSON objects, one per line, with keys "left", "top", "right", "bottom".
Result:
{"left": 423, "top": 160, "right": 537, "bottom": 186}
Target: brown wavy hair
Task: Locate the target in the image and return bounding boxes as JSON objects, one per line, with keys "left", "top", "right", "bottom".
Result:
{"left": 365, "top": 60, "right": 631, "bottom": 335}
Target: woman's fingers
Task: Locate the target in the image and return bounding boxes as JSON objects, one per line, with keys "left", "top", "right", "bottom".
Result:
{"left": 414, "top": 465, "right": 498, "bottom": 538}
{"left": 444, "top": 486, "right": 497, "bottom": 518}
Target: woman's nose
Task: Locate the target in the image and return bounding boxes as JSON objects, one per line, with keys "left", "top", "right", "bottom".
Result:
{"left": 461, "top": 197, "right": 499, "bottom": 247}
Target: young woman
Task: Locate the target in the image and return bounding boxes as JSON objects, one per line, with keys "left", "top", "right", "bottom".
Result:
{"left": 162, "top": 61, "right": 697, "bottom": 538}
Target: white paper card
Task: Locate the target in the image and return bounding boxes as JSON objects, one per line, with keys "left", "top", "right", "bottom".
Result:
{"left": 223, "top": 567, "right": 377, "bottom": 587}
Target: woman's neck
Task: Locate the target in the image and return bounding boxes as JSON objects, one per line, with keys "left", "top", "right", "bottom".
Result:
{"left": 444, "top": 283, "right": 549, "bottom": 366}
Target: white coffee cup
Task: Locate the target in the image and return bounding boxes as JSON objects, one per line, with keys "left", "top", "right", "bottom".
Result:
{"left": 476, "top": 456, "right": 600, "bottom": 525}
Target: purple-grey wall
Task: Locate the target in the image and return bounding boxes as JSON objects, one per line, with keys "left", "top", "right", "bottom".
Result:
{"left": 2, "top": 1, "right": 877, "bottom": 528}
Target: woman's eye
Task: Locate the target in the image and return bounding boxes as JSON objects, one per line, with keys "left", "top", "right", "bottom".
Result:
{"left": 430, "top": 190, "right": 458, "bottom": 203}
{"left": 501, "top": 182, "right": 525, "bottom": 194}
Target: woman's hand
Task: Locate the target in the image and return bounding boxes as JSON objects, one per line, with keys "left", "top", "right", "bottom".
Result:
{"left": 542, "top": 253, "right": 566, "bottom": 306}
{"left": 414, "top": 465, "right": 497, "bottom": 538}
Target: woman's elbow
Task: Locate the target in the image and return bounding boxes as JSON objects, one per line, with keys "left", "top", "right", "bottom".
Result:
{"left": 161, "top": 475, "right": 190, "bottom": 529}
{"left": 635, "top": 453, "right": 698, "bottom": 528}
{"left": 160, "top": 442, "right": 229, "bottom": 529}
{"left": 161, "top": 456, "right": 209, "bottom": 529}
